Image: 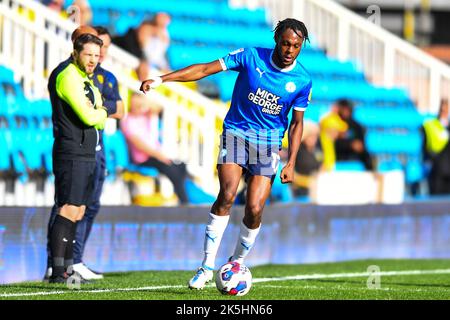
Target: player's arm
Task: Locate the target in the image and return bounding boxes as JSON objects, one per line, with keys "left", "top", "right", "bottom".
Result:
{"left": 140, "top": 60, "right": 223, "bottom": 93}
{"left": 103, "top": 74, "right": 124, "bottom": 120}
{"left": 280, "top": 110, "right": 304, "bottom": 184}
{"left": 109, "top": 101, "right": 124, "bottom": 119}
{"left": 56, "top": 70, "right": 107, "bottom": 126}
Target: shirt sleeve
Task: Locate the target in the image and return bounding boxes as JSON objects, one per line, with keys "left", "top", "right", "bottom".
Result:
{"left": 56, "top": 66, "right": 107, "bottom": 126}
{"left": 219, "top": 48, "right": 249, "bottom": 72}
{"left": 292, "top": 79, "right": 312, "bottom": 111}
{"left": 102, "top": 72, "right": 122, "bottom": 116}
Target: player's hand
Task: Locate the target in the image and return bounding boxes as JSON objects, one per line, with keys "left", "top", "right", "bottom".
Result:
{"left": 139, "top": 76, "right": 163, "bottom": 94}
{"left": 351, "top": 140, "right": 364, "bottom": 153}
{"left": 139, "top": 80, "right": 152, "bottom": 94}
{"left": 280, "top": 164, "right": 294, "bottom": 184}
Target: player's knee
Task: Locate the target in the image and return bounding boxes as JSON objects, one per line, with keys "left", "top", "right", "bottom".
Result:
{"left": 245, "top": 202, "right": 264, "bottom": 217}
{"left": 60, "top": 204, "right": 80, "bottom": 222}
{"left": 218, "top": 190, "right": 236, "bottom": 208}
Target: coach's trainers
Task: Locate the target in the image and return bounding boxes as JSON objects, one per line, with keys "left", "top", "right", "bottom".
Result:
{"left": 188, "top": 267, "right": 213, "bottom": 290}
{"left": 72, "top": 263, "right": 104, "bottom": 280}
{"left": 43, "top": 267, "right": 52, "bottom": 282}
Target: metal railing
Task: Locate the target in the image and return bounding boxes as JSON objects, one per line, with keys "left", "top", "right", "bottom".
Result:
{"left": 0, "top": 0, "right": 229, "bottom": 199}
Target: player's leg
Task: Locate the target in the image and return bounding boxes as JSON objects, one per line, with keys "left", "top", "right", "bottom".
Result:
{"left": 230, "top": 175, "right": 272, "bottom": 263}
{"left": 49, "top": 160, "right": 95, "bottom": 283}
{"left": 72, "top": 151, "right": 105, "bottom": 280}
{"left": 44, "top": 204, "right": 59, "bottom": 280}
{"left": 49, "top": 203, "right": 80, "bottom": 282}
{"left": 48, "top": 158, "right": 78, "bottom": 282}
{"left": 229, "top": 140, "right": 278, "bottom": 264}
{"left": 189, "top": 163, "right": 243, "bottom": 289}
{"left": 204, "top": 163, "right": 243, "bottom": 267}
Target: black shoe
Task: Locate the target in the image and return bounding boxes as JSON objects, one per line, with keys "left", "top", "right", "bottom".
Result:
{"left": 48, "top": 271, "right": 90, "bottom": 285}
{"left": 48, "top": 275, "right": 66, "bottom": 284}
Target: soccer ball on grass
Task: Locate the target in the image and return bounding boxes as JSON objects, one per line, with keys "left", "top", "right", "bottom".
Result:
{"left": 215, "top": 261, "right": 252, "bottom": 296}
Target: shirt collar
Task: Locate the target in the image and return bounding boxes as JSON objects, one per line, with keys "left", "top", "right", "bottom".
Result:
{"left": 270, "top": 49, "right": 297, "bottom": 72}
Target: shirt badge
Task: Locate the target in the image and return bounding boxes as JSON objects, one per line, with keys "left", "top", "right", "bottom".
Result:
{"left": 285, "top": 82, "right": 296, "bottom": 93}
{"left": 97, "top": 74, "right": 104, "bottom": 84}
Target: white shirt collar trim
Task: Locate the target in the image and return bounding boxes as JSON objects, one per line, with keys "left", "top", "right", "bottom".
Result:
{"left": 270, "top": 50, "right": 297, "bottom": 72}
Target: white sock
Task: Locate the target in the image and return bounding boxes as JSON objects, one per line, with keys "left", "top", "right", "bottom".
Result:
{"left": 201, "top": 212, "right": 230, "bottom": 270}
{"left": 231, "top": 220, "right": 261, "bottom": 264}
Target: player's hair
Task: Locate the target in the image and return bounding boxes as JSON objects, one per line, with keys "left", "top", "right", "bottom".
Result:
{"left": 336, "top": 98, "right": 354, "bottom": 110}
{"left": 273, "top": 18, "right": 309, "bottom": 45}
{"left": 70, "top": 25, "right": 97, "bottom": 42}
{"left": 73, "top": 33, "right": 103, "bottom": 53}
{"left": 93, "top": 26, "right": 111, "bottom": 38}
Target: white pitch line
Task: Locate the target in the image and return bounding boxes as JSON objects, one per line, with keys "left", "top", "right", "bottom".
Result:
{"left": 1, "top": 269, "right": 449, "bottom": 298}
{"left": 251, "top": 268, "right": 450, "bottom": 283}
{"left": 0, "top": 285, "right": 186, "bottom": 298}
{"left": 262, "top": 284, "right": 450, "bottom": 293}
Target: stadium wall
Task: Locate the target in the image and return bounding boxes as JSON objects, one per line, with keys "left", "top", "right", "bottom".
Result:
{"left": 0, "top": 202, "right": 449, "bottom": 284}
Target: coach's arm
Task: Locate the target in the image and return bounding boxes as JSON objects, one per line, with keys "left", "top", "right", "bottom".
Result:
{"left": 56, "top": 67, "right": 107, "bottom": 127}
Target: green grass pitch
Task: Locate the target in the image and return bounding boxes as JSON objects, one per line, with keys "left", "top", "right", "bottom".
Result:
{"left": 1, "top": 259, "right": 449, "bottom": 300}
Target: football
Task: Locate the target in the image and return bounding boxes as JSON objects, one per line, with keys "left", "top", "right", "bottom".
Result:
{"left": 215, "top": 261, "right": 252, "bottom": 296}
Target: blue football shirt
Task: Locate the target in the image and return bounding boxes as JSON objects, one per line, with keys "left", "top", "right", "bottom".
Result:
{"left": 219, "top": 47, "right": 312, "bottom": 145}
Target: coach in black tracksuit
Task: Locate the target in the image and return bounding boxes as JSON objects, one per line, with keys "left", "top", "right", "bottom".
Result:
{"left": 45, "top": 27, "right": 123, "bottom": 281}
{"left": 47, "top": 33, "right": 108, "bottom": 283}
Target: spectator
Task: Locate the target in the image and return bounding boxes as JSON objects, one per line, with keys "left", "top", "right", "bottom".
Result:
{"left": 42, "top": 0, "right": 64, "bottom": 12}
{"left": 144, "top": 13, "right": 172, "bottom": 72}
{"left": 319, "top": 101, "right": 348, "bottom": 171}
{"left": 423, "top": 100, "right": 450, "bottom": 194}
{"left": 293, "top": 120, "right": 322, "bottom": 197}
{"left": 70, "top": 0, "right": 92, "bottom": 25}
{"left": 120, "top": 93, "right": 189, "bottom": 204}
{"left": 112, "top": 20, "right": 156, "bottom": 80}
{"left": 334, "top": 99, "right": 373, "bottom": 170}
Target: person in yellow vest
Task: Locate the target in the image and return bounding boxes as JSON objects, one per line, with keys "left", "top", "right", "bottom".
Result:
{"left": 423, "top": 100, "right": 450, "bottom": 195}
{"left": 319, "top": 100, "right": 349, "bottom": 171}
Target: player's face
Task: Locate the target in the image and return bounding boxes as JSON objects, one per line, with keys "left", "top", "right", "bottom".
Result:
{"left": 338, "top": 106, "right": 352, "bottom": 120}
{"left": 74, "top": 43, "right": 101, "bottom": 75}
{"left": 276, "top": 28, "right": 303, "bottom": 67}
{"left": 98, "top": 34, "right": 111, "bottom": 64}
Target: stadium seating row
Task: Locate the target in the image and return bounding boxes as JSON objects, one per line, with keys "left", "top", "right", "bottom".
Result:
{"left": 89, "top": 0, "right": 268, "bottom": 27}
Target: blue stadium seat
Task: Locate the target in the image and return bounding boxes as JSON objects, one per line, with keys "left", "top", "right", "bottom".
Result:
{"left": 377, "top": 158, "right": 403, "bottom": 173}
{"left": 2, "top": 128, "right": 27, "bottom": 181}
{"left": 92, "top": 0, "right": 268, "bottom": 26}
{"left": 304, "top": 103, "right": 330, "bottom": 123}
{"left": 0, "top": 66, "right": 14, "bottom": 83}
{"left": 405, "top": 160, "right": 425, "bottom": 184}
{"left": 0, "top": 130, "right": 11, "bottom": 171}
{"left": 366, "top": 131, "right": 422, "bottom": 155}
{"left": 41, "top": 128, "right": 53, "bottom": 173}
{"left": 18, "top": 129, "right": 45, "bottom": 171}
{"left": 354, "top": 107, "right": 423, "bottom": 130}
{"left": 170, "top": 22, "right": 270, "bottom": 47}
{"left": 334, "top": 161, "right": 365, "bottom": 171}
{"left": 185, "top": 179, "right": 215, "bottom": 204}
